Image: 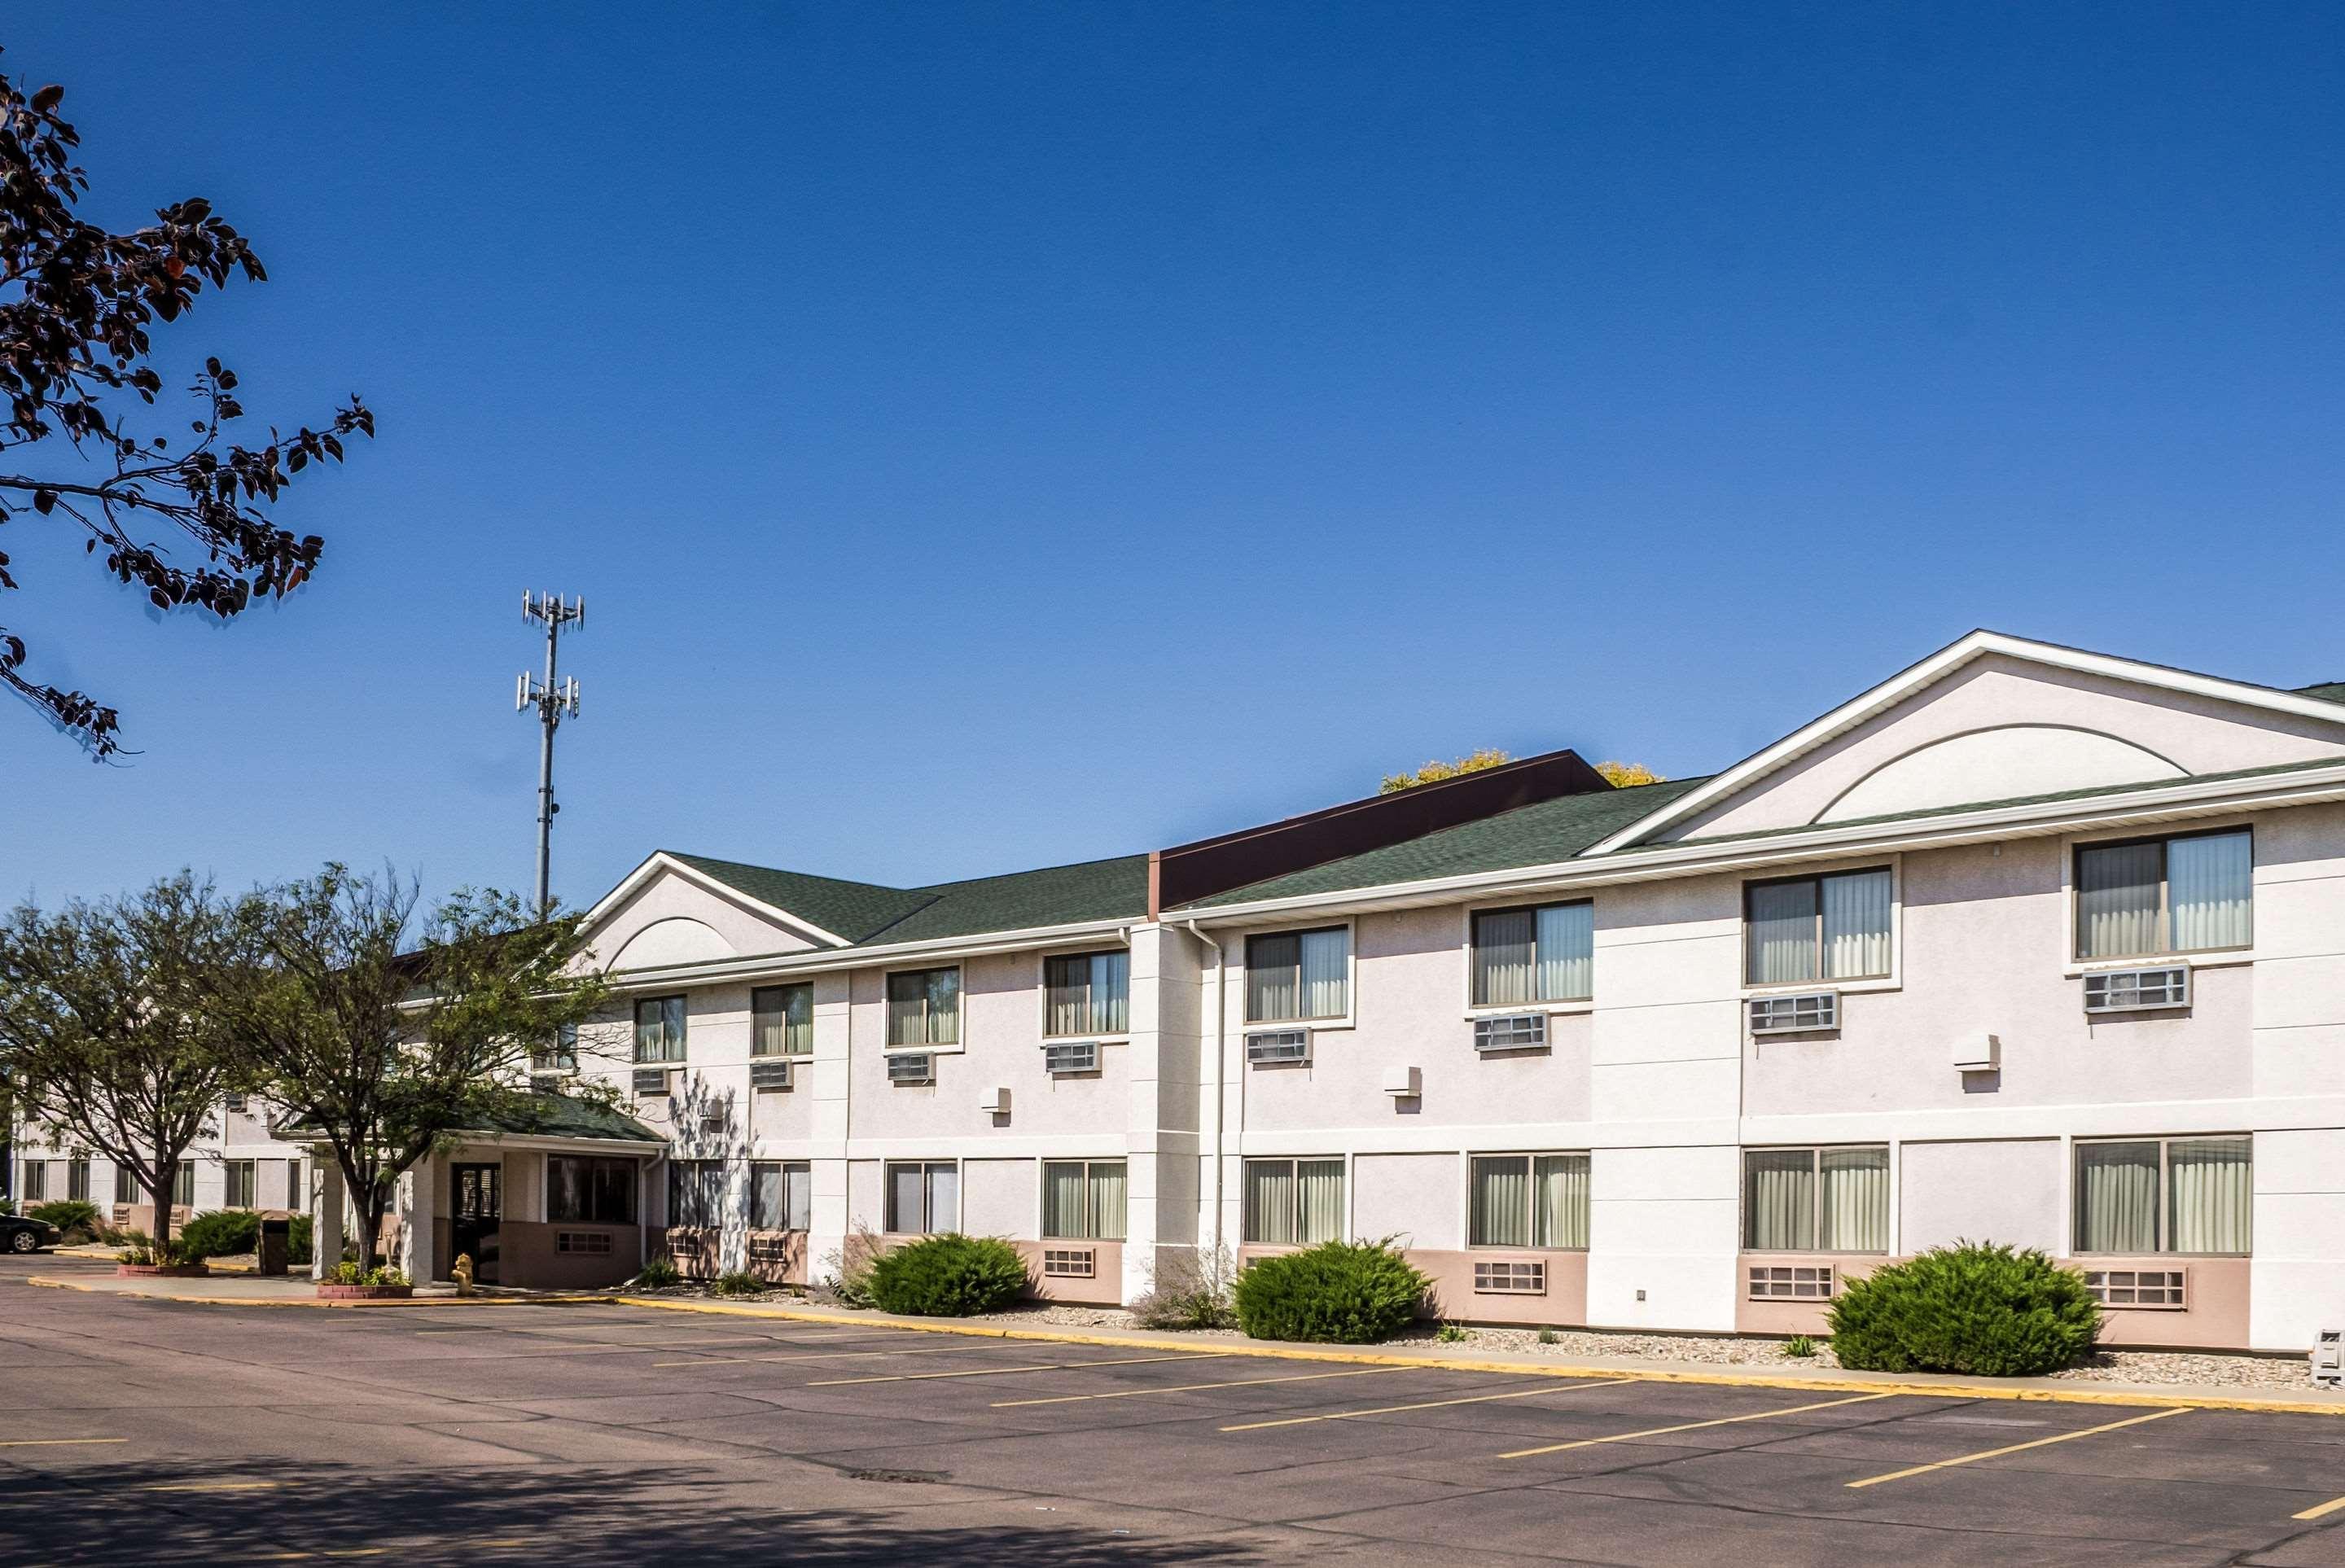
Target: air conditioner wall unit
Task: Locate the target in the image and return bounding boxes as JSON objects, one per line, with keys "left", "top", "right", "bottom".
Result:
{"left": 2083, "top": 966, "right": 2190, "bottom": 1014}
{"left": 749, "top": 1059, "right": 793, "bottom": 1091}
{"left": 1042, "top": 1040, "right": 1100, "bottom": 1075}
{"left": 888, "top": 1053, "right": 934, "bottom": 1084}
{"left": 1245, "top": 1029, "right": 1311, "bottom": 1065}
{"left": 1749, "top": 992, "right": 1839, "bottom": 1035}
{"left": 1473, "top": 1013, "right": 1547, "bottom": 1052}
{"left": 630, "top": 1067, "right": 671, "bottom": 1097}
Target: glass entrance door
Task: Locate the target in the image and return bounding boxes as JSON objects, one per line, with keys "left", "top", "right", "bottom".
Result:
{"left": 451, "top": 1163, "right": 502, "bottom": 1285}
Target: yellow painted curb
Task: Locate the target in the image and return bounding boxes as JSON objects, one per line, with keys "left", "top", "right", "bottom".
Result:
{"left": 607, "top": 1295, "right": 2345, "bottom": 1418}
{"left": 24, "top": 1275, "right": 619, "bottom": 1310}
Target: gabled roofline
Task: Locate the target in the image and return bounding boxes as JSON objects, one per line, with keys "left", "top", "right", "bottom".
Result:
{"left": 1580, "top": 630, "right": 2345, "bottom": 856}
{"left": 577, "top": 851, "right": 856, "bottom": 950}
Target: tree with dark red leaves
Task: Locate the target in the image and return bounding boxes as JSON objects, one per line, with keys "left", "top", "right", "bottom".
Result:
{"left": 0, "top": 53, "right": 371, "bottom": 756}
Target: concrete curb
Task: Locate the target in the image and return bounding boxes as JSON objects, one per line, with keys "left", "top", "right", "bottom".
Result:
{"left": 25, "top": 1274, "right": 621, "bottom": 1310}
{"left": 607, "top": 1294, "right": 2345, "bottom": 1417}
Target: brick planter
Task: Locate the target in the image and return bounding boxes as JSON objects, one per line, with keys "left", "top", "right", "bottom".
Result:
{"left": 315, "top": 1283, "right": 414, "bottom": 1300}
{"left": 117, "top": 1263, "right": 211, "bottom": 1278}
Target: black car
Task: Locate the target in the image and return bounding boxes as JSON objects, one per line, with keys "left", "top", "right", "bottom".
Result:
{"left": 1, "top": 1214, "right": 60, "bottom": 1254}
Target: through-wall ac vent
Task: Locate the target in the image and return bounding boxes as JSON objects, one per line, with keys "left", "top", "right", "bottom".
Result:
{"left": 1473, "top": 1013, "right": 1548, "bottom": 1052}
{"left": 749, "top": 1059, "right": 793, "bottom": 1092}
{"left": 631, "top": 1067, "right": 672, "bottom": 1097}
{"left": 2083, "top": 966, "right": 2190, "bottom": 1014}
{"left": 529, "top": 1073, "right": 567, "bottom": 1096}
{"left": 1042, "top": 1040, "right": 1100, "bottom": 1075}
{"left": 1749, "top": 992, "right": 1839, "bottom": 1035}
{"left": 1245, "top": 1029, "right": 1311, "bottom": 1065}
{"left": 888, "top": 1052, "right": 935, "bottom": 1084}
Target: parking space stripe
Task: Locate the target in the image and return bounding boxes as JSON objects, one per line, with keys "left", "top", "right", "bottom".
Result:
{"left": 650, "top": 1345, "right": 986, "bottom": 1369}
{"left": 1219, "top": 1377, "right": 1641, "bottom": 1432}
{"left": 2293, "top": 1493, "right": 2345, "bottom": 1522}
{"left": 1844, "top": 1406, "right": 2189, "bottom": 1489}
{"left": 993, "top": 1364, "right": 1412, "bottom": 1408}
{"left": 0, "top": 1438, "right": 125, "bottom": 1448}
{"left": 1499, "top": 1391, "right": 1896, "bottom": 1460}
{"left": 809, "top": 1351, "right": 1234, "bottom": 1386}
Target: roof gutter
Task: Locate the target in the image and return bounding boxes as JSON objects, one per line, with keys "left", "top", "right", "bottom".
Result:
{"left": 590, "top": 915, "right": 1140, "bottom": 994}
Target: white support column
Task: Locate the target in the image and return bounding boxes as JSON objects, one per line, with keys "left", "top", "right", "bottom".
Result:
{"left": 1122, "top": 924, "right": 1204, "bottom": 1304}
{"left": 401, "top": 1154, "right": 439, "bottom": 1283}
{"left": 312, "top": 1159, "right": 344, "bottom": 1281}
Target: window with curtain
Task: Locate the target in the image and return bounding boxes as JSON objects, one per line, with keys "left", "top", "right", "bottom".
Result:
{"left": 1241, "top": 1157, "right": 1345, "bottom": 1244}
{"left": 887, "top": 968, "right": 962, "bottom": 1047}
{"left": 173, "top": 1163, "right": 194, "bottom": 1207}
{"left": 633, "top": 995, "right": 687, "bottom": 1063}
{"left": 885, "top": 1160, "right": 959, "bottom": 1234}
{"left": 223, "top": 1160, "right": 255, "bottom": 1209}
{"left": 1245, "top": 928, "right": 1352, "bottom": 1023}
{"left": 753, "top": 983, "right": 814, "bottom": 1057}
{"left": 1045, "top": 951, "right": 1131, "bottom": 1036}
{"left": 2075, "top": 830, "right": 2253, "bottom": 960}
{"left": 1472, "top": 903, "right": 1595, "bottom": 1005}
{"left": 533, "top": 1023, "right": 578, "bottom": 1073}
{"left": 2075, "top": 1136, "right": 2251, "bottom": 1255}
{"left": 68, "top": 1158, "right": 90, "bottom": 1203}
{"left": 1744, "top": 869, "right": 1893, "bottom": 984}
{"left": 1743, "top": 1147, "right": 1888, "bottom": 1252}
{"left": 1468, "top": 1153, "right": 1592, "bottom": 1249}
{"left": 284, "top": 1160, "right": 305, "bottom": 1210}
{"left": 550, "top": 1156, "right": 637, "bottom": 1223}
{"left": 751, "top": 1161, "right": 812, "bottom": 1230}
{"left": 21, "top": 1161, "right": 46, "bottom": 1201}
{"left": 665, "top": 1160, "right": 726, "bottom": 1229}
{"left": 1041, "top": 1159, "right": 1129, "bottom": 1239}
{"left": 115, "top": 1165, "right": 136, "bottom": 1205}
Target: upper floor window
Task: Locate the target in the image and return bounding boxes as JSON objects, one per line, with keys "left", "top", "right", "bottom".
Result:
{"left": 1472, "top": 902, "right": 1593, "bottom": 1006}
{"left": 2075, "top": 829, "right": 2252, "bottom": 961}
{"left": 1242, "top": 1156, "right": 1344, "bottom": 1245}
{"left": 1468, "top": 1153, "right": 1590, "bottom": 1249}
{"left": 2074, "top": 1136, "right": 2250, "bottom": 1255}
{"left": 753, "top": 983, "right": 814, "bottom": 1057}
{"left": 887, "top": 968, "right": 961, "bottom": 1048}
{"left": 1041, "top": 1158, "right": 1128, "bottom": 1241}
{"left": 1045, "top": 951, "right": 1129, "bottom": 1036}
{"left": 633, "top": 996, "right": 686, "bottom": 1063}
{"left": 1745, "top": 868, "right": 1891, "bottom": 985}
{"left": 532, "top": 1022, "right": 578, "bottom": 1073}
{"left": 1245, "top": 927, "right": 1350, "bottom": 1023}
{"left": 549, "top": 1155, "right": 636, "bottom": 1224}
{"left": 1743, "top": 1145, "right": 1888, "bottom": 1252}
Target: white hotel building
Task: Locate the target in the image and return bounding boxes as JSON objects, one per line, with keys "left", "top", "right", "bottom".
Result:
{"left": 15, "top": 631, "right": 2345, "bottom": 1352}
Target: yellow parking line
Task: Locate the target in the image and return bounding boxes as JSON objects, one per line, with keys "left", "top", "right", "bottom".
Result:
{"left": 809, "top": 1351, "right": 1233, "bottom": 1387}
{"left": 0, "top": 1439, "right": 125, "bottom": 1448}
{"left": 1501, "top": 1392, "right": 1896, "bottom": 1460}
{"left": 1221, "top": 1377, "right": 1642, "bottom": 1432}
{"left": 995, "top": 1364, "right": 1412, "bottom": 1408}
{"left": 2294, "top": 1493, "right": 2345, "bottom": 1522}
{"left": 139, "top": 1480, "right": 282, "bottom": 1494}
{"left": 651, "top": 1345, "right": 981, "bottom": 1369}
{"left": 1845, "top": 1406, "right": 2189, "bottom": 1489}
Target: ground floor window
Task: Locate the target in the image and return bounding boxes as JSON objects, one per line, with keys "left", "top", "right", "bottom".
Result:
{"left": 666, "top": 1160, "right": 726, "bottom": 1229}
{"left": 1243, "top": 1158, "right": 1344, "bottom": 1246}
{"left": 223, "top": 1159, "right": 256, "bottom": 1210}
{"left": 1743, "top": 1146, "right": 1889, "bottom": 1252}
{"left": 550, "top": 1155, "right": 637, "bottom": 1224}
{"left": 283, "top": 1160, "right": 305, "bottom": 1211}
{"left": 67, "top": 1158, "right": 90, "bottom": 1203}
{"left": 173, "top": 1163, "right": 195, "bottom": 1207}
{"left": 1041, "top": 1160, "right": 1128, "bottom": 1241}
{"left": 2074, "top": 1136, "right": 2251, "bottom": 1255}
{"left": 885, "top": 1161, "right": 958, "bottom": 1235}
{"left": 752, "top": 1162, "right": 812, "bottom": 1231}
{"left": 1469, "top": 1153, "right": 1591, "bottom": 1249}
{"left": 21, "top": 1160, "right": 46, "bottom": 1202}
{"left": 116, "top": 1164, "right": 137, "bottom": 1205}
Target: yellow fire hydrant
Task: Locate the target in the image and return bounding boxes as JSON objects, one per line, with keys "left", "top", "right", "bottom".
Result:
{"left": 452, "top": 1253, "right": 475, "bottom": 1297}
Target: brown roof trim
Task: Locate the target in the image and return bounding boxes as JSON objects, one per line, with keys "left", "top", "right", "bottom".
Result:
{"left": 1148, "top": 748, "right": 1612, "bottom": 916}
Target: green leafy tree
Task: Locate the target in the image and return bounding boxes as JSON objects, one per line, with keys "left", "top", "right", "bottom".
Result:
{"left": 211, "top": 866, "right": 609, "bottom": 1266}
{"left": 0, "top": 873, "right": 244, "bottom": 1255}
{"left": 0, "top": 53, "right": 372, "bottom": 756}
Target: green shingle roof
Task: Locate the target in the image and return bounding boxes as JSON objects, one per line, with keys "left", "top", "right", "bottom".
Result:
{"left": 670, "top": 850, "right": 1151, "bottom": 948}
{"left": 2293, "top": 681, "right": 2345, "bottom": 706}
{"left": 278, "top": 1093, "right": 662, "bottom": 1145}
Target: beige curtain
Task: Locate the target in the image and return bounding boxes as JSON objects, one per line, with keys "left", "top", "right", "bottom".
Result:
{"left": 1534, "top": 1154, "right": 1591, "bottom": 1249}
{"left": 2078, "top": 842, "right": 2164, "bottom": 959}
{"left": 2170, "top": 832, "right": 2252, "bottom": 953}
{"left": 1744, "top": 1150, "right": 1815, "bottom": 1249}
{"left": 1091, "top": 1161, "right": 1128, "bottom": 1242}
{"left": 1300, "top": 931, "right": 1349, "bottom": 1019}
{"left": 1246, "top": 935, "right": 1300, "bottom": 1022}
{"left": 1297, "top": 1159, "right": 1345, "bottom": 1243}
{"left": 1041, "top": 1160, "right": 1088, "bottom": 1238}
{"left": 1822, "top": 870, "right": 1892, "bottom": 980}
{"left": 1470, "top": 1155, "right": 1531, "bottom": 1247}
{"left": 754, "top": 984, "right": 813, "bottom": 1056}
{"left": 1819, "top": 1147, "right": 1889, "bottom": 1251}
{"left": 2075, "top": 1141, "right": 2160, "bottom": 1252}
{"left": 1474, "top": 911, "right": 1536, "bottom": 1007}
{"left": 1244, "top": 1159, "right": 1295, "bottom": 1245}
{"left": 1537, "top": 904, "right": 1594, "bottom": 1001}
{"left": 2167, "top": 1137, "right": 2251, "bottom": 1254}
{"left": 1746, "top": 882, "right": 1817, "bottom": 984}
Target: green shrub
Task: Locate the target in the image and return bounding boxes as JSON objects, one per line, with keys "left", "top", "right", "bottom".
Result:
{"left": 287, "top": 1214, "right": 313, "bottom": 1266}
{"left": 29, "top": 1199, "right": 102, "bottom": 1240}
{"left": 117, "top": 1245, "right": 156, "bottom": 1266}
{"left": 713, "top": 1268, "right": 765, "bottom": 1298}
{"left": 1435, "top": 1323, "right": 1468, "bottom": 1343}
{"left": 865, "top": 1233, "right": 1028, "bottom": 1317}
{"left": 1783, "top": 1334, "right": 1817, "bottom": 1358}
{"left": 1829, "top": 1242, "right": 2101, "bottom": 1377}
{"left": 1232, "top": 1240, "right": 1431, "bottom": 1345}
{"left": 635, "top": 1256, "right": 682, "bottom": 1289}
{"left": 1536, "top": 1327, "right": 1559, "bottom": 1346}
{"left": 327, "top": 1259, "right": 365, "bottom": 1285}
{"left": 178, "top": 1209, "right": 261, "bottom": 1259}
{"left": 364, "top": 1266, "right": 409, "bottom": 1288}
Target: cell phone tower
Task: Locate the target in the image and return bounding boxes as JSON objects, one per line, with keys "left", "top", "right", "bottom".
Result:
{"left": 516, "top": 592, "right": 585, "bottom": 918}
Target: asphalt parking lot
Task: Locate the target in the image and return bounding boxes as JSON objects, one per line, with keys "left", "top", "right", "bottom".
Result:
{"left": 5, "top": 1255, "right": 2343, "bottom": 1566}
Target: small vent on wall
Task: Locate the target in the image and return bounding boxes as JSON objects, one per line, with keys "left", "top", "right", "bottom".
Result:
{"left": 1472, "top": 1259, "right": 1546, "bottom": 1294}
{"left": 2083, "top": 1268, "right": 2186, "bottom": 1308}
{"left": 555, "top": 1231, "right": 613, "bottom": 1255}
{"left": 1042, "top": 1247, "right": 1095, "bottom": 1278}
{"left": 1747, "top": 1264, "right": 1836, "bottom": 1300}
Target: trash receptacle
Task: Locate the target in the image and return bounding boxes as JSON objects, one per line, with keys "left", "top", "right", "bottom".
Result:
{"left": 256, "top": 1214, "right": 291, "bottom": 1277}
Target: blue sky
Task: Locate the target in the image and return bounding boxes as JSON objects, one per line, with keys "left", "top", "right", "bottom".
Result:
{"left": 7, "top": 4, "right": 2343, "bottom": 911}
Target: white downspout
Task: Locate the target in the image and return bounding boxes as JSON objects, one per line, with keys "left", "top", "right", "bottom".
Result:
{"left": 1184, "top": 921, "right": 1226, "bottom": 1258}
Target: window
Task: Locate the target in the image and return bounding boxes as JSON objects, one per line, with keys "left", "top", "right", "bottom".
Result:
{"left": 2074, "top": 1136, "right": 2251, "bottom": 1255}
{"left": 1041, "top": 1160, "right": 1128, "bottom": 1241}
{"left": 223, "top": 1160, "right": 256, "bottom": 1209}
{"left": 21, "top": 1160, "right": 46, "bottom": 1202}
{"left": 1245, "top": 928, "right": 1351, "bottom": 1023}
{"left": 1743, "top": 1146, "right": 1889, "bottom": 1252}
{"left": 549, "top": 1155, "right": 637, "bottom": 1224}
{"left": 1472, "top": 903, "right": 1594, "bottom": 1006}
{"left": 633, "top": 996, "right": 686, "bottom": 1063}
{"left": 67, "top": 1158, "right": 90, "bottom": 1203}
{"left": 886, "top": 969, "right": 961, "bottom": 1049}
{"left": 1744, "top": 868, "right": 1892, "bottom": 985}
{"left": 665, "top": 1159, "right": 726, "bottom": 1229}
{"left": 115, "top": 1165, "right": 136, "bottom": 1205}
{"left": 284, "top": 1160, "right": 305, "bottom": 1210}
{"left": 173, "top": 1163, "right": 195, "bottom": 1207}
{"left": 752, "top": 1161, "right": 812, "bottom": 1231}
{"left": 2075, "top": 829, "right": 2252, "bottom": 961}
{"left": 1468, "top": 1153, "right": 1591, "bottom": 1249}
{"left": 1242, "top": 1157, "right": 1345, "bottom": 1245}
{"left": 753, "top": 984, "right": 814, "bottom": 1057}
{"left": 1045, "top": 951, "right": 1130, "bottom": 1036}
{"left": 223, "top": 1093, "right": 248, "bottom": 1114}
{"left": 532, "top": 1023, "right": 578, "bottom": 1073}
{"left": 885, "top": 1161, "right": 958, "bottom": 1234}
